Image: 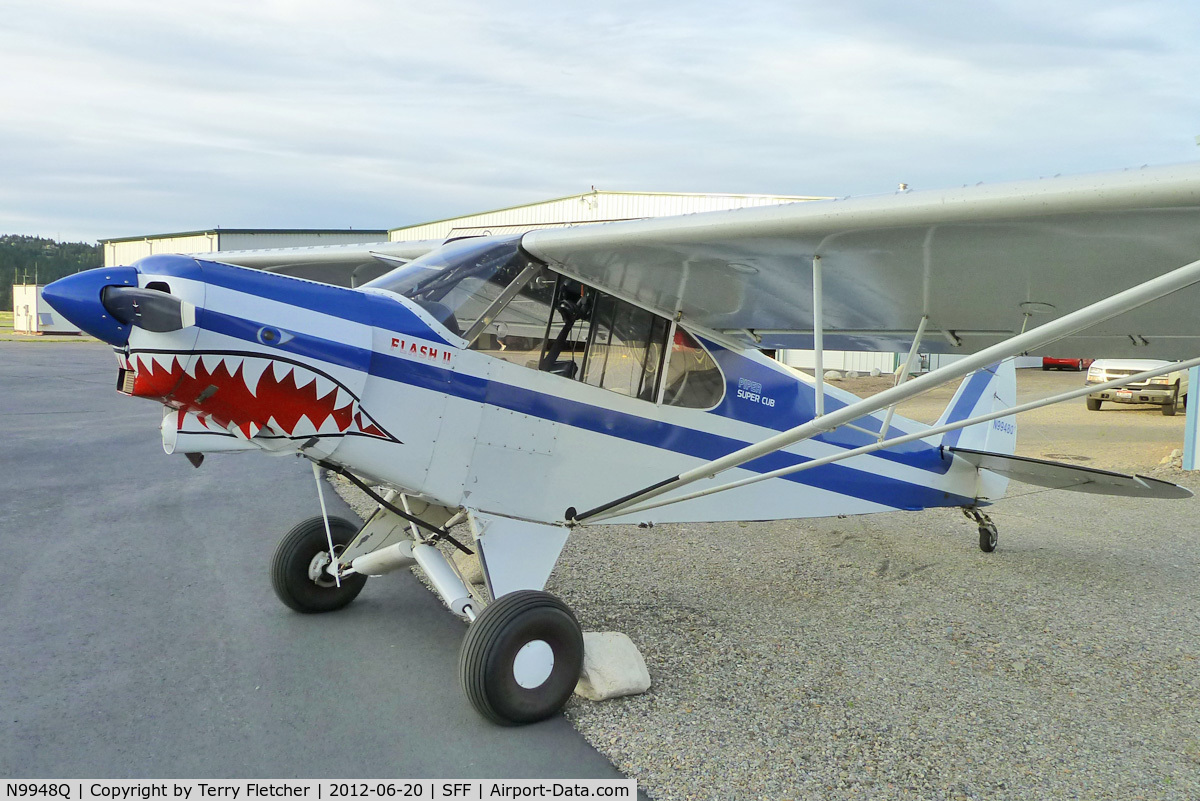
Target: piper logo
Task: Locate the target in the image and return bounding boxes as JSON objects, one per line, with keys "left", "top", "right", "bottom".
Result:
{"left": 736, "top": 377, "right": 776, "bottom": 407}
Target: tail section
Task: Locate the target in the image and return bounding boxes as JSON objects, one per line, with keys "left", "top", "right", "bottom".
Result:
{"left": 935, "top": 359, "right": 1017, "bottom": 455}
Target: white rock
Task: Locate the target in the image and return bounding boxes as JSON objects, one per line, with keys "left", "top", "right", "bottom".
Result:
{"left": 824, "top": 370, "right": 843, "bottom": 381}
{"left": 870, "top": 368, "right": 882, "bottom": 377}
{"left": 575, "top": 631, "right": 650, "bottom": 702}
{"left": 1160, "top": 448, "right": 1183, "bottom": 466}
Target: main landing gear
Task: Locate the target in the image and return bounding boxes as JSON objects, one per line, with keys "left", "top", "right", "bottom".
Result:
{"left": 269, "top": 475, "right": 582, "bottom": 726}
{"left": 962, "top": 507, "right": 999, "bottom": 553}
{"left": 460, "top": 590, "right": 584, "bottom": 726}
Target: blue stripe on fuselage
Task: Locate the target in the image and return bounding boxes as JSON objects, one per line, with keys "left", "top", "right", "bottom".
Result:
{"left": 190, "top": 306, "right": 970, "bottom": 511}
{"left": 137, "top": 254, "right": 452, "bottom": 347}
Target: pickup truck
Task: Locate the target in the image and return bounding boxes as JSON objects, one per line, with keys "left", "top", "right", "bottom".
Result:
{"left": 1085, "top": 359, "right": 1188, "bottom": 416}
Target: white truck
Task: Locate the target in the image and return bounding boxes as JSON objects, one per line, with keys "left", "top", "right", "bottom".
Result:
{"left": 1086, "top": 359, "right": 1188, "bottom": 416}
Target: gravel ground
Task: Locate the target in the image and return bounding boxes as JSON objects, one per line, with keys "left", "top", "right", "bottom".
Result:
{"left": 332, "top": 371, "right": 1200, "bottom": 800}
{"left": 551, "top": 471, "right": 1200, "bottom": 800}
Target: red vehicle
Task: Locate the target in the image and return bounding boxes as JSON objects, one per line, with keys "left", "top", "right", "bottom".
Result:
{"left": 1042, "top": 356, "right": 1094, "bottom": 371}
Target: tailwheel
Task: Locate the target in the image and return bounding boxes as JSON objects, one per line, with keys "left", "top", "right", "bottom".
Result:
{"left": 978, "top": 522, "right": 999, "bottom": 553}
{"left": 963, "top": 507, "right": 999, "bottom": 553}
{"left": 271, "top": 516, "right": 367, "bottom": 613}
{"left": 459, "top": 590, "right": 584, "bottom": 726}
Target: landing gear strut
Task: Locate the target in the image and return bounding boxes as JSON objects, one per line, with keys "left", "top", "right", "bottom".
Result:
{"left": 271, "top": 476, "right": 583, "bottom": 726}
{"left": 962, "top": 507, "right": 999, "bottom": 553}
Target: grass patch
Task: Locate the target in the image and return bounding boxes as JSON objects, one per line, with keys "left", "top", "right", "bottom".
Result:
{"left": 0, "top": 311, "right": 13, "bottom": 332}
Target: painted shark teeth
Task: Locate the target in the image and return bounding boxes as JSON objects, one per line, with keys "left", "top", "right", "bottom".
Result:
{"left": 241, "top": 358, "right": 270, "bottom": 396}
{"left": 313, "top": 375, "right": 335, "bottom": 401}
{"left": 293, "top": 371, "right": 316, "bottom": 392}
{"left": 221, "top": 355, "right": 243, "bottom": 375}
{"left": 201, "top": 353, "right": 224, "bottom": 374}
{"left": 131, "top": 350, "right": 390, "bottom": 443}
{"left": 152, "top": 353, "right": 176, "bottom": 373}
{"left": 291, "top": 414, "right": 318, "bottom": 438}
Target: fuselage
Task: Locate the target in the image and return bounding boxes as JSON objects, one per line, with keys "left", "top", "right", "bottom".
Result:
{"left": 45, "top": 250, "right": 998, "bottom": 525}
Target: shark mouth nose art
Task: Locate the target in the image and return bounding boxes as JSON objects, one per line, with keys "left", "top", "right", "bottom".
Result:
{"left": 122, "top": 351, "right": 397, "bottom": 442}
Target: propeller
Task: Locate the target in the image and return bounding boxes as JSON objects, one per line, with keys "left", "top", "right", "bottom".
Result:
{"left": 100, "top": 286, "right": 195, "bottom": 332}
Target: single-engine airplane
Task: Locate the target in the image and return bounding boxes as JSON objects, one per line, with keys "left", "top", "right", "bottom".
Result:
{"left": 44, "top": 163, "right": 1200, "bottom": 725}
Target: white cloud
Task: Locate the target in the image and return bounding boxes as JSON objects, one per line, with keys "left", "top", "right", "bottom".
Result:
{"left": 0, "top": 0, "right": 1197, "bottom": 241}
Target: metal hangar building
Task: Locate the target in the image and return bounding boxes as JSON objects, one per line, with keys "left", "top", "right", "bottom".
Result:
{"left": 100, "top": 228, "right": 388, "bottom": 269}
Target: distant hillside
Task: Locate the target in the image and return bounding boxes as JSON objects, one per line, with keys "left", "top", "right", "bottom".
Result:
{"left": 1, "top": 235, "right": 101, "bottom": 311}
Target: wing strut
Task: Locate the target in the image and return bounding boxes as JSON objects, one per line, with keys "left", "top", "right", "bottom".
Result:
{"left": 879, "top": 314, "right": 929, "bottom": 441}
{"left": 812, "top": 255, "right": 826, "bottom": 417}
{"left": 569, "top": 255, "right": 1200, "bottom": 524}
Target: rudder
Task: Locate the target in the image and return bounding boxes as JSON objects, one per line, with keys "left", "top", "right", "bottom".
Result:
{"left": 935, "top": 359, "right": 1017, "bottom": 455}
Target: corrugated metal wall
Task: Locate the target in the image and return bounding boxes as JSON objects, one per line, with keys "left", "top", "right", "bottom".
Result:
{"left": 218, "top": 232, "right": 386, "bottom": 250}
{"left": 106, "top": 234, "right": 217, "bottom": 267}
{"left": 390, "top": 191, "right": 824, "bottom": 242}
{"left": 778, "top": 349, "right": 897, "bottom": 375}
{"left": 104, "top": 232, "right": 386, "bottom": 267}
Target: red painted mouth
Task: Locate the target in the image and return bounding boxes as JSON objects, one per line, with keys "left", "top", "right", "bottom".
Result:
{"left": 127, "top": 351, "right": 394, "bottom": 442}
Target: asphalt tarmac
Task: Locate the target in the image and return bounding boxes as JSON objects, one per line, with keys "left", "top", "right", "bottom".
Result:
{"left": 0, "top": 341, "right": 633, "bottom": 781}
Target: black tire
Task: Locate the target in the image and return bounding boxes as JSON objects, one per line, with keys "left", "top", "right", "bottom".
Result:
{"left": 979, "top": 524, "right": 998, "bottom": 553}
{"left": 1086, "top": 397, "right": 1102, "bottom": 412}
{"left": 459, "top": 590, "right": 584, "bottom": 726}
{"left": 1162, "top": 387, "right": 1179, "bottom": 416}
{"left": 271, "top": 516, "right": 367, "bottom": 613}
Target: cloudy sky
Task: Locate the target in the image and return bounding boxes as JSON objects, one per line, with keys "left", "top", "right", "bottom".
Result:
{"left": 2, "top": 0, "right": 1197, "bottom": 242}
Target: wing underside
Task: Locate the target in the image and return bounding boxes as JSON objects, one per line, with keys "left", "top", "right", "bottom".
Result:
{"left": 522, "top": 164, "right": 1200, "bottom": 358}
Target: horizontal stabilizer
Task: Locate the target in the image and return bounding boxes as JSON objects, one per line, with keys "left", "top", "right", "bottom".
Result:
{"left": 950, "top": 447, "right": 1192, "bottom": 499}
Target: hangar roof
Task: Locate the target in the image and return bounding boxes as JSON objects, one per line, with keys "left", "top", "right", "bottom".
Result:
{"left": 99, "top": 228, "right": 386, "bottom": 244}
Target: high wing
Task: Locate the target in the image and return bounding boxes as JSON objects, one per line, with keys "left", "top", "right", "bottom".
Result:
{"left": 521, "top": 163, "right": 1200, "bottom": 358}
{"left": 210, "top": 239, "right": 444, "bottom": 286}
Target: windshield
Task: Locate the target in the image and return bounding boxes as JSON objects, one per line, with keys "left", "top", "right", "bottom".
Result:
{"left": 364, "top": 235, "right": 532, "bottom": 337}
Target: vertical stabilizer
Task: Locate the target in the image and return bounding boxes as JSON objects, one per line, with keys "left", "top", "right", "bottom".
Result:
{"left": 935, "top": 359, "right": 1017, "bottom": 455}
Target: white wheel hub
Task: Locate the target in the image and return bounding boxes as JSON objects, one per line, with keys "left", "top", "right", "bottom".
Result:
{"left": 512, "top": 639, "right": 554, "bottom": 689}
{"left": 308, "top": 550, "right": 337, "bottom": 586}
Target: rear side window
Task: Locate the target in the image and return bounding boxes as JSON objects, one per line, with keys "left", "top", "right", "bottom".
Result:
{"left": 661, "top": 329, "right": 724, "bottom": 409}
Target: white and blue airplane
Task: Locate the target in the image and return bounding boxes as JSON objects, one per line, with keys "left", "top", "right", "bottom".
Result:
{"left": 44, "top": 163, "right": 1200, "bottom": 725}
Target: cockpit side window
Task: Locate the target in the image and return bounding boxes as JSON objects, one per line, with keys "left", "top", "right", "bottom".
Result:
{"left": 467, "top": 270, "right": 559, "bottom": 369}
{"left": 581, "top": 293, "right": 669, "bottom": 401}
{"left": 372, "top": 241, "right": 724, "bottom": 408}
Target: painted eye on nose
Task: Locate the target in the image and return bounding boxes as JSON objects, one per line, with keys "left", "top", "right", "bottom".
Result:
{"left": 257, "top": 326, "right": 294, "bottom": 346}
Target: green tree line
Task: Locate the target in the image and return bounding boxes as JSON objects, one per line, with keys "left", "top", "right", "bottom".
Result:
{"left": 1, "top": 235, "right": 101, "bottom": 311}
